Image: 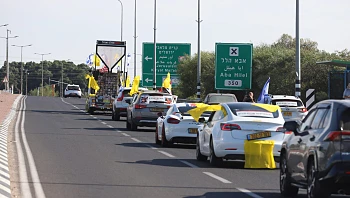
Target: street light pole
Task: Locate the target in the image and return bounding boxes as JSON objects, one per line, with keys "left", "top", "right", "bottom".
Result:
{"left": 133, "top": 0, "right": 137, "bottom": 78}
{"left": 26, "top": 69, "right": 28, "bottom": 95}
{"left": 196, "top": 0, "right": 203, "bottom": 99}
{"left": 35, "top": 53, "right": 51, "bottom": 96}
{"left": 117, "top": 0, "right": 126, "bottom": 81}
{"left": 12, "top": 44, "right": 32, "bottom": 95}
{"left": 153, "top": 0, "right": 157, "bottom": 90}
{"left": 295, "top": 0, "right": 301, "bottom": 97}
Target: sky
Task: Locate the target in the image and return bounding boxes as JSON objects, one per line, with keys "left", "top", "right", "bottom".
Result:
{"left": 1, "top": 0, "right": 350, "bottom": 78}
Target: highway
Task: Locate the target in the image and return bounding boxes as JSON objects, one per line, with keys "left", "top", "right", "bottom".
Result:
{"left": 14, "top": 96, "right": 313, "bottom": 198}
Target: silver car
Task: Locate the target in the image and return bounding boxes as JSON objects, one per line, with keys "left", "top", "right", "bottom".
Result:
{"left": 126, "top": 91, "right": 175, "bottom": 130}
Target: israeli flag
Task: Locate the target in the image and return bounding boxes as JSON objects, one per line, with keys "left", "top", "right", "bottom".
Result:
{"left": 117, "top": 85, "right": 125, "bottom": 99}
{"left": 126, "top": 53, "right": 131, "bottom": 67}
{"left": 86, "top": 53, "right": 94, "bottom": 66}
{"left": 257, "top": 77, "right": 270, "bottom": 104}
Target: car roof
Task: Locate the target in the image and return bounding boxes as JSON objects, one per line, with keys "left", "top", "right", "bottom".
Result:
{"left": 121, "top": 87, "right": 147, "bottom": 91}
{"left": 67, "top": 84, "right": 79, "bottom": 87}
{"left": 139, "top": 91, "right": 171, "bottom": 95}
{"left": 207, "top": 93, "right": 236, "bottom": 96}
{"left": 270, "top": 95, "right": 301, "bottom": 100}
{"left": 224, "top": 102, "right": 280, "bottom": 108}
{"left": 175, "top": 103, "right": 199, "bottom": 107}
{"left": 317, "top": 99, "right": 350, "bottom": 107}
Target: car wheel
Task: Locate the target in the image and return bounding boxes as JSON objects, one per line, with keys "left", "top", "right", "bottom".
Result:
{"left": 161, "top": 125, "right": 171, "bottom": 147}
{"left": 155, "top": 124, "right": 161, "bottom": 145}
{"left": 209, "top": 138, "right": 222, "bottom": 166}
{"left": 126, "top": 118, "right": 131, "bottom": 130}
{"left": 307, "top": 161, "right": 331, "bottom": 198}
{"left": 88, "top": 109, "right": 94, "bottom": 115}
{"left": 280, "top": 153, "right": 299, "bottom": 197}
{"left": 112, "top": 111, "right": 115, "bottom": 120}
{"left": 130, "top": 119, "right": 137, "bottom": 131}
{"left": 196, "top": 136, "right": 207, "bottom": 161}
{"left": 115, "top": 111, "right": 120, "bottom": 121}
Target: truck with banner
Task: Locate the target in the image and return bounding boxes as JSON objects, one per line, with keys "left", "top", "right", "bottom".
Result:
{"left": 85, "top": 40, "right": 126, "bottom": 114}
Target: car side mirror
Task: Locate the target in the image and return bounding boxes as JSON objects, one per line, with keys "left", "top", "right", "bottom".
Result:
{"left": 157, "top": 112, "right": 163, "bottom": 117}
{"left": 125, "top": 99, "right": 131, "bottom": 104}
{"left": 283, "top": 121, "right": 298, "bottom": 134}
{"left": 198, "top": 117, "right": 206, "bottom": 123}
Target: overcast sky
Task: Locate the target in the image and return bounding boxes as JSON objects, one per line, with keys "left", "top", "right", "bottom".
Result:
{"left": 1, "top": 0, "right": 349, "bottom": 77}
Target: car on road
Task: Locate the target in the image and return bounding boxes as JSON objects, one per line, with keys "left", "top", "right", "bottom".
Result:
{"left": 155, "top": 103, "right": 211, "bottom": 147}
{"left": 280, "top": 100, "right": 350, "bottom": 198}
{"left": 203, "top": 93, "right": 238, "bottom": 104}
{"left": 112, "top": 87, "right": 148, "bottom": 121}
{"left": 64, "top": 84, "right": 82, "bottom": 98}
{"left": 196, "top": 102, "right": 290, "bottom": 166}
{"left": 269, "top": 95, "right": 308, "bottom": 121}
{"left": 126, "top": 91, "right": 176, "bottom": 130}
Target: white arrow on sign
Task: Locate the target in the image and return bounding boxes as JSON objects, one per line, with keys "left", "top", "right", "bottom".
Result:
{"left": 145, "top": 78, "right": 153, "bottom": 83}
{"left": 145, "top": 56, "right": 153, "bottom": 61}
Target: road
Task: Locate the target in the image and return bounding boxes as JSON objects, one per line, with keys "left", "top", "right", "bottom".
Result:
{"left": 14, "top": 96, "right": 313, "bottom": 198}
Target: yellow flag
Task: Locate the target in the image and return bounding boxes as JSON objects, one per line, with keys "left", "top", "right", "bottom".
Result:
{"left": 162, "top": 72, "right": 171, "bottom": 90}
{"left": 187, "top": 104, "right": 223, "bottom": 122}
{"left": 85, "top": 74, "right": 91, "bottom": 79}
{"left": 129, "top": 76, "right": 140, "bottom": 96}
{"left": 126, "top": 75, "right": 130, "bottom": 88}
{"left": 90, "top": 76, "right": 100, "bottom": 92}
{"left": 94, "top": 54, "right": 101, "bottom": 66}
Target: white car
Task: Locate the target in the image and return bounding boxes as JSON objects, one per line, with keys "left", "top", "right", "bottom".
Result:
{"left": 112, "top": 87, "right": 148, "bottom": 121}
{"left": 196, "top": 102, "right": 292, "bottom": 166}
{"left": 269, "top": 95, "right": 308, "bottom": 121}
{"left": 155, "top": 103, "right": 211, "bottom": 147}
{"left": 64, "top": 84, "right": 82, "bottom": 98}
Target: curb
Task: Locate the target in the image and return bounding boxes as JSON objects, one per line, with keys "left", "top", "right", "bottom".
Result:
{"left": 0, "top": 95, "right": 22, "bottom": 198}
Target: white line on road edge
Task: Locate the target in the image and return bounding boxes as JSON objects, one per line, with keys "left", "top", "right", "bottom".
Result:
{"left": 15, "top": 97, "right": 33, "bottom": 198}
{"left": 21, "top": 97, "right": 46, "bottom": 198}
{"left": 101, "top": 122, "right": 107, "bottom": 125}
{"left": 107, "top": 125, "right": 113, "bottom": 128}
{"left": 121, "top": 133, "right": 130, "bottom": 137}
{"left": 145, "top": 144, "right": 158, "bottom": 149}
{"left": 203, "top": 172, "right": 232, "bottom": 184}
{"left": 130, "top": 138, "right": 142, "bottom": 143}
{"left": 93, "top": 117, "right": 97, "bottom": 119}
{"left": 158, "top": 151, "right": 175, "bottom": 158}
{"left": 236, "top": 188, "right": 264, "bottom": 198}
{"left": 179, "top": 160, "right": 199, "bottom": 168}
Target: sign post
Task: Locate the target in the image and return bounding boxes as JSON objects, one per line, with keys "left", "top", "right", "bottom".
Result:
{"left": 142, "top": 43, "right": 191, "bottom": 87}
{"left": 215, "top": 43, "right": 253, "bottom": 90}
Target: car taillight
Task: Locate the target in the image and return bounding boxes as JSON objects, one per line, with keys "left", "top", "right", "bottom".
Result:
{"left": 220, "top": 123, "right": 241, "bottom": 131}
{"left": 117, "top": 93, "right": 124, "bottom": 101}
{"left": 91, "top": 99, "right": 95, "bottom": 103}
{"left": 324, "top": 131, "right": 350, "bottom": 141}
{"left": 135, "top": 104, "right": 147, "bottom": 109}
{"left": 167, "top": 117, "right": 180, "bottom": 124}
{"left": 299, "top": 108, "right": 307, "bottom": 113}
{"left": 167, "top": 105, "right": 171, "bottom": 108}
{"left": 276, "top": 127, "right": 285, "bottom": 132}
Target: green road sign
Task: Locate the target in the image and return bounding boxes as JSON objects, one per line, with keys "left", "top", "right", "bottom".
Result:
{"left": 142, "top": 43, "right": 191, "bottom": 87}
{"left": 215, "top": 43, "right": 253, "bottom": 90}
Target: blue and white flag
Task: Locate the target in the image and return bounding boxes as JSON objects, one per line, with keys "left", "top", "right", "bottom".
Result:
{"left": 257, "top": 77, "right": 270, "bottom": 104}
{"left": 126, "top": 53, "right": 131, "bottom": 67}
{"left": 86, "top": 53, "right": 94, "bottom": 66}
{"left": 117, "top": 85, "right": 125, "bottom": 99}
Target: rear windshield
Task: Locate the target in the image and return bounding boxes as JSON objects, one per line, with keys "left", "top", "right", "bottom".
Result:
{"left": 272, "top": 99, "right": 303, "bottom": 107}
{"left": 209, "top": 95, "right": 237, "bottom": 103}
{"left": 227, "top": 104, "right": 279, "bottom": 118}
{"left": 68, "top": 86, "right": 80, "bottom": 90}
{"left": 139, "top": 93, "right": 173, "bottom": 104}
{"left": 177, "top": 106, "right": 211, "bottom": 117}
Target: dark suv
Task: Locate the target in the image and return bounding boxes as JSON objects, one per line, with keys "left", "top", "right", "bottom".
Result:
{"left": 280, "top": 100, "right": 350, "bottom": 198}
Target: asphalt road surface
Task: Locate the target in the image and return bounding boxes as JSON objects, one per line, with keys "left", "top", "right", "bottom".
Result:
{"left": 14, "top": 96, "right": 320, "bottom": 198}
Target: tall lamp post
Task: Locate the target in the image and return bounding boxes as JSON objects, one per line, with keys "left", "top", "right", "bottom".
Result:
{"left": 0, "top": 26, "right": 18, "bottom": 91}
{"left": 196, "top": 0, "right": 203, "bottom": 98}
{"left": 34, "top": 53, "right": 51, "bottom": 96}
{"left": 133, "top": 0, "right": 137, "bottom": 78}
{"left": 12, "top": 44, "right": 32, "bottom": 95}
{"left": 117, "top": 0, "right": 126, "bottom": 81}
{"left": 153, "top": 0, "right": 157, "bottom": 90}
{"left": 295, "top": 0, "right": 301, "bottom": 97}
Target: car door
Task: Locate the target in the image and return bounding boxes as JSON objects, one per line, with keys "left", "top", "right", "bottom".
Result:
{"left": 201, "top": 111, "right": 216, "bottom": 154}
{"left": 288, "top": 109, "right": 316, "bottom": 181}
{"left": 158, "top": 105, "right": 174, "bottom": 139}
{"left": 202, "top": 110, "right": 226, "bottom": 154}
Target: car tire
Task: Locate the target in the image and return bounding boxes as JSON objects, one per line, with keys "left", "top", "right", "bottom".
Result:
{"left": 126, "top": 118, "right": 131, "bottom": 130}
{"left": 307, "top": 161, "right": 331, "bottom": 198}
{"left": 112, "top": 111, "right": 116, "bottom": 121}
{"left": 115, "top": 111, "right": 120, "bottom": 121}
{"left": 130, "top": 119, "right": 137, "bottom": 131}
{"left": 280, "top": 153, "right": 299, "bottom": 197}
{"left": 161, "top": 125, "right": 171, "bottom": 147}
{"left": 88, "top": 109, "right": 94, "bottom": 115}
{"left": 196, "top": 136, "right": 207, "bottom": 161}
{"left": 209, "top": 138, "right": 222, "bottom": 166}
{"left": 155, "top": 124, "right": 161, "bottom": 145}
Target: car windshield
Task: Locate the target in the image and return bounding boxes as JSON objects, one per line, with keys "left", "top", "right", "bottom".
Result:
{"left": 209, "top": 95, "right": 236, "bottom": 103}
{"left": 272, "top": 99, "right": 303, "bottom": 107}
{"left": 68, "top": 86, "right": 80, "bottom": 90}
{"left": 227, "top": 104, "right": 279, "bottom": 118}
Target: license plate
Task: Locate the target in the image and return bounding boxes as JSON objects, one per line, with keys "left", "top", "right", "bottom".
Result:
{"left": 247, "top": 131, "right": 271, "bottom": 140}
{"left": 283, "top": 112, "right": 292, "bottom": 116}
{"left": 150, "top": 108, "right": 164, "bottom": 112}
{"left": 188, "top": 128, "right": 198, "bottom": 134}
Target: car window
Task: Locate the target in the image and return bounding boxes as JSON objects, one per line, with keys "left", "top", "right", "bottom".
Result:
{"left": 340, "top": 108, "right": 350, "bottom": 130}
{"left": 321, "top": 109, "right": 331, "bottom": 129}
{"left": 209, "top": 95, "right": 237, "bottom": 103}
{"left": 271, "top": 99, "right": 303, "bottom": 107}
{"left": 299, "top": 109, "right": 317, "bottom": 131}
{"left": 67, "top": 86, "right": 80, "bottom": 90}
{"left": 212, "top": 110, "right": 225, "bottom": 121}
{"left": 166, "top": 106, "right": 174, "bottom": 116}
{"left": 227, "top": 103, "right": 280, "bottom": 118}
{"left": 311, "top": 109, "right": 328, "bottom": 129}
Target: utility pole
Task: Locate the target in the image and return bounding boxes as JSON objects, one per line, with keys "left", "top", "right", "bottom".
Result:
{"left": 295, "top": 0, "right": 301, "bottom": 97}
{"left": 25, "top": 69, "right": 28, "bottom": 95}
{"left": 196, "top": 0, "right": 202, "bottom": 99}
{"left": 61, "top": 62, "right": 64, "bottom": 97}
{"left": 133, "top": 0, "right": 137, "bottom": 78}
{"left": 35, "top": 53, "right": 51, "bottom": 96}
{"left": 12, "top": 44, "right": 32, "bottom": 95}
{"left": 153, "top": 0, "right": 157, "bottom": 90}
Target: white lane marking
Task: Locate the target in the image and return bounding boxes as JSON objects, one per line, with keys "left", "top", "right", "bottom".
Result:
{"left": 131, "top": 138, "right": 142, "bottom": 143}
{"left": 203, "top": 172, "right": 232, "bottom": 184}
{"left": 158, "top": 151, "right": 175, "bottom": 158}
{"left": 179, "top": 160, "right": 199, "bottom": 168}
{"left": 121, "top": 133, "right": 130, "bottom": 137}
{"left": 107, "top": 125, "right": 113, "bottom": 128}
{"left": 236, "top": 188, "right": 264, "bottom": 198}
{"left": 93, "top": 117, "right": 97, "bottom": 119}
{"left": 15, "top": 97, "right": 33, "bottom": 198}
{"left": 115, "top": 130, "right": 122, "bottom": 133}
{"left": 145, "top": 144, "right": 158, "bottom": 149}
{"left": 21, "top": 97, "right": 46, "bottom": 198}
{"left": 101, "top": 122, "right": 107, "bottom": 125}
{"left": 89, "top": 115, "right": 93, "bottom": 117}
